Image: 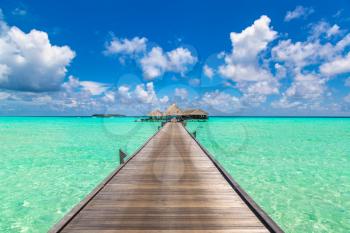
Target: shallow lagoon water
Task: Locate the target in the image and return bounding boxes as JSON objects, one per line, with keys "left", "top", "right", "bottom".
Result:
{"left": 0, "top": 117, "right": 158, "bottom": 232}
{"left": 1, "top": 117, "right": 350, "bottom": 232}
{"left": 187, "top": 117, "right": 350, "bottom": 233}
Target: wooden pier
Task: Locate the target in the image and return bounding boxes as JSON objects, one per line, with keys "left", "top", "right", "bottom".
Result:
{"left": 50, "top": 122, "right": 283, "bottom": 233}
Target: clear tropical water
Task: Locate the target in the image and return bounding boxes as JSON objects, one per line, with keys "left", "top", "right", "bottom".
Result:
{"left": 1, "top": 117, "right": 349, "bottom": 233}
{"left": 187, "top": 117, "right": 350, "bottom": 233}
{"left": 0, "top": 117, "right": 159, "bottom": 233}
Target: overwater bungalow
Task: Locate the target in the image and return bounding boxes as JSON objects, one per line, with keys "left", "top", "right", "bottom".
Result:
{"left": 146, "top": 104, "right": 208, "bottom": 121}
{"left": 148, "top": 109, "right": 163, "bottom": 120}
{"left": 164, "top": 103, "right": 183, "bottom": 119}
{"left": 182, "top": 109, "right": 208, "bottom": 119}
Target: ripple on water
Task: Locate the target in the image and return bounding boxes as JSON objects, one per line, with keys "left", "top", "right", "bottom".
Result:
{"left": 0, "top": 117, "right": 159, "bottom": 232}
{"left": 187, "top": 117, "right": 350, "bottom": 233}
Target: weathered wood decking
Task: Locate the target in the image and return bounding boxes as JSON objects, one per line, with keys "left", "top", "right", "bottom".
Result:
{"left": 50, "top": 122, "right": 283, "bottom": 233}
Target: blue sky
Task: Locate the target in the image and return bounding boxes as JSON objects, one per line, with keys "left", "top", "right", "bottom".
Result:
{"left": 1, "top": 0, "right": 350, "bottom": 116}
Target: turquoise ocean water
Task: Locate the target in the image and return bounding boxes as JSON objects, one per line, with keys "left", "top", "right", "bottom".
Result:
{"left": 0, "top": 117, "right": 158, "bottom": 232}
{"left": 187, "top": 117, "right": 350, "bottom": 233}
{"left": 0, "top": 117, "right": 349, "bottom": 232}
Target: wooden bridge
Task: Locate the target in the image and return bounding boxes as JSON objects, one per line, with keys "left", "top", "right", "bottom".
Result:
{"left": 50, "top": 122, "right": 283, "bottom": 233}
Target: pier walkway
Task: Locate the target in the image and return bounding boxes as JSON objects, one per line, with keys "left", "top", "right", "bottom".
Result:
{"left": 51, "top": 122, "right": 283, "bottom": 233}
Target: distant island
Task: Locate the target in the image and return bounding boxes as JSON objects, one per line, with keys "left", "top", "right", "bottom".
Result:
{"left": 92, "top": 114, "right": 125, "bottom": 117}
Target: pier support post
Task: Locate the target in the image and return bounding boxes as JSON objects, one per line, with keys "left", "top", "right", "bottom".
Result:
{"left": 119, "top": 149, "right": 127, "bottom": 164}
{"left": 192, "top": 130, "right": 197, "bottom": 138}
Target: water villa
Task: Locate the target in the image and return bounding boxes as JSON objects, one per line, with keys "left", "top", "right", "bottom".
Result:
{"left": 147, "top": 103, "right": 208, "bottom": 120}
{"left": 182, "top": 108, "right": 209, "bottom": 119}
{"left": 148, "top": 109, "right": 163, "bottom": 120}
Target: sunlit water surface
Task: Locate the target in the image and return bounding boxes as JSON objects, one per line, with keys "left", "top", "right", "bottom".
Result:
{"left": 1, "top": 117, "right": 350, "bottom": 232}
{"left": 0, "top": 117, "right": 158, "bottom": 232}
{"left": 187, "top": 117, "right": 350, "bottom": 233}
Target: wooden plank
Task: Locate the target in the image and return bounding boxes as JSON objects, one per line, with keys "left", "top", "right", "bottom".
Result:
{"left": 49, "top": 125, "right": 164, "bottom": 233}
{"left": 50, "top": 122, "right": 283, "bottom": 233}
{"left": 183, "top": 124, "right": 284, "bottom": 233}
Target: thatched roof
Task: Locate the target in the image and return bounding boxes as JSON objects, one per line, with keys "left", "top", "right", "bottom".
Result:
{"left": 190, "top": 109, "right": 208, "bottom": 116}
{"left": 182, "top": 109, "right": 195, "bottom": 115}
{"left": 165, "top": 103, "right": 183, "bottom": 116}
{"left": 148, "top": 104, "right": 208, "bottom": 118}
{"left": 183, "top": 109, "right": 208, "bottom": 116}
{"left": 148, "top": 109, "right": 163, "bottom": 117}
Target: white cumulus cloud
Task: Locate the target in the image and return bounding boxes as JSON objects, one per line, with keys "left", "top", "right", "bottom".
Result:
{"left": 104, "top": 36, "right": 147, "bottom": 55}
{"left": 227, "top": 15, "right": 277, "bottom": 63}
{"left": 218, "top": 15, "right": 278, "bottom": 105}
{"left": 272, "top": 72, "right": 327, "bottom": 109}
{"left": 0, "top": 17, "right": 75, "bottom": 92}
{"left": 115, "top": 82, "right": 169, "bottom": 111}
{"left": 285, "top": 73, "right": 326, "bottom": 100}
{"left": 105, "top": 36, "right": 197, "bottom": 80}
{"left": 271, "top": 22, "right": 350, "bottom": 109}
{"left": 135, "top": 82, "right": 158, "bottom": 104}
{"left": 320, "top": 53, "right": 350, "bottom": 76}
{"left": 140, "top": 46, "right": 197, "bottom": 80}
{"left": 310, "top": 21, "right": 341, "bottom": 39}
{"left": 201, "top": 90, "right": 241, "bottom": 114}
{"left": 79, "top": 81, "right": 109, "bottom": 95}
{"left": 0, "top": 75, "right": 115, "bottom": 114}
{"left": 203, "top": 65, "right": 214, "bottom": 78}
{"left": 140, "top": 47, "right": 168, "bottom": 79}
